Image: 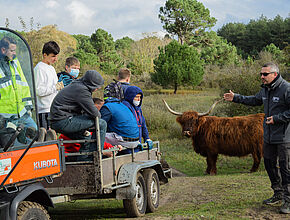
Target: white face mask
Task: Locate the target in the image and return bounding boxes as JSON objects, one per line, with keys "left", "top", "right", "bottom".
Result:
{"left": 133, "top": 100, "right": 140, "bottom": 106}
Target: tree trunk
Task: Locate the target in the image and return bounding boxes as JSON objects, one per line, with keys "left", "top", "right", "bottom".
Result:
{"left": 174, "top": 83, "right": 178, "bottom": 94}
{"left": 178, "top": 35, "right": 184, "bottom": 45}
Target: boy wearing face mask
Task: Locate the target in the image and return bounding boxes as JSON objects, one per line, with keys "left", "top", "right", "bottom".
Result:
{"left": 122, "top": 86, "right": 153, "bottom": 149}
{"left": 57, "top": 57, "right": 80, "bottom": 87}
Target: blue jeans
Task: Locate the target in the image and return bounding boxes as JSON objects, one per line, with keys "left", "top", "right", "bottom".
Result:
{"left": 9, "top": 113, "right": 37, "bottom": 145}
{"left": 50, "top": 115, "right": 107, "bottom": 157}
{"left": 9, "top": 113, "right": 37, "bottom": 130}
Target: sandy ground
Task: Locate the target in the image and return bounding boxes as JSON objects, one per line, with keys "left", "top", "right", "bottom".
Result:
{"left": 137, "top": 168, "right": 290, "bottom": 220}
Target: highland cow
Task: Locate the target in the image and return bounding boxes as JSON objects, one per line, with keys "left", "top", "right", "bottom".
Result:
{"left": 163, "top": 99, "right": 264, "bottom": 175}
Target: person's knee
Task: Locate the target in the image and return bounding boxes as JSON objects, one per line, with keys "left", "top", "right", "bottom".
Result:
{"left": 264, "top": 158, "right": 278, "bottom": 168}
{"left": 50, "top": 122, "right": 61, "bottom": 133}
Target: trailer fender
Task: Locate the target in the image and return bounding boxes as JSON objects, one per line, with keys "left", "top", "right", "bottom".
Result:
{"left": 9, "top": 182, "right": 53, "bottom": 220}
{"left": 116, "top": 160, "right": 165, "bottom": 200}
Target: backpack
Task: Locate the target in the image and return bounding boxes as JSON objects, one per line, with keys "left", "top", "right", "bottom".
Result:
{"left": 103, "top": 79, "right": 124, "bottom": 100}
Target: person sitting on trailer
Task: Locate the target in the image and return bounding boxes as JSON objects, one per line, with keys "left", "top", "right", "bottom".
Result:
{"left": 100, "top": 97, "right": 141, "bottom": 154}
{"left": 49, "top": 70, "right": 107, "bottom": 161}
{"left": 122, "top": 86, "right": 153, "bottom": 150}
{"left": 59, "top": 97, "right": 122, "bottom": 159}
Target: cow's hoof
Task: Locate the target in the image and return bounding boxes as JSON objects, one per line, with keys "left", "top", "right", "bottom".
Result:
{"left": 250, "top": 169, "right": 258, "bottom": 172}
{"left": 204, "top": 171, "right": 210, "bottom": 175}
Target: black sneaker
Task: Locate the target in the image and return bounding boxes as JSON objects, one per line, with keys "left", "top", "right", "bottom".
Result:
{"left": 263, "top": 194, "right": 283, "bottom": 205}
{"left": 280, "top": 200, "right": 290, "bottom": 214}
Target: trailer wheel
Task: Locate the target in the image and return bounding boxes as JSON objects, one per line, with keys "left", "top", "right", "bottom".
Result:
{"left": 123, "top": 172, "right": 147, "bottom": 217}
{"left": 17, "top": 201, "right": 50, "bottom": 220}
{"left": 144, "top": 169, "right": 160, "bottom": 213}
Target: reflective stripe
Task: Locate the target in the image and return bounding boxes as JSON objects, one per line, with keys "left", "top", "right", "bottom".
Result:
{"left": 25, "top": 101, "right": 32, "bottom": 105}
{"left": 0, "top": 80, "right": 12, "bottom": 89}
{"left": 0, "top": 112, "right": 18, "bottom": 118}
{"left": 19, "top": 106, "right": 27, "bottom": 117}
{"left": 16, "top": 80, "right": 29, "bottom": 87}
{"left": 0, "top": 67, "right": 5, "bottom": 77}
{"left": 11, "top": 61, "right": 21, "bottom": 78}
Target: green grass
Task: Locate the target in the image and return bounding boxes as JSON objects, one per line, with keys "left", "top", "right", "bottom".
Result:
{"left": 50, "top": 199, "right": 125, "bottom": 219}
{"left": 50, "top": 90, "right": 273, "bottom": 219}
{"left": 155, "top": 174, "right": 272, "bottom": 219}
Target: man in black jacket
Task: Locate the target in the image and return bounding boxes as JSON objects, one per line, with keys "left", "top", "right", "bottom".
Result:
{"left": 49, "top": 70, "right": 107, "bottom": 160}
{"left": 224, "top": 62, "right": 290, "bottom": 214}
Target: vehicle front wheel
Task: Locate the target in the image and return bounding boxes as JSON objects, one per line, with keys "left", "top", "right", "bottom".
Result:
{"left": 143, "top": 168, "right": 160, "bottom": 213}
{"left": 123, "top": 172, "right": 147, "bottom": 217}
{"left": 17, "top": 201, "right": 50, "bottom": 220}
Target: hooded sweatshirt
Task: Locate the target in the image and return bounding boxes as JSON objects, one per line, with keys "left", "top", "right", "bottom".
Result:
{"left": 57, "top": 71, "right": 74, "bottom": 87}
{"left": 100, "top": 97, "right": 139, "bottom": 138}
{"left": 122, "top": 86, "right": 149, "bottom": 142}
{"left": 49, "top": 70, "right": 104, "bottom": 121}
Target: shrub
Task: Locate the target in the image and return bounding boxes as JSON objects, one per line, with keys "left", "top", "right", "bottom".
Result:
{"left": 152, "top": 40, "right": 204, "bottom": 94}
{"left": 23, "top": 25, "right": 77, "bottom": 73}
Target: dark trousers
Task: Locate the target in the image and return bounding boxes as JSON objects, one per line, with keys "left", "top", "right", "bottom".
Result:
{"left": 263, "top": 142, "right": 290, "bottom": 202}
{"left": 38, "top": 113, "right": 50, "bottom": 130}
{"left": 50, "top": 115, "right": 107, "bottom": 159}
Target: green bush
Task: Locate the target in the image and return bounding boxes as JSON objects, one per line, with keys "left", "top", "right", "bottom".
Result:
{"left": 217, "top": 66, "right": 263, "bottom": 116}
{"left": 204, "top": 51, "right": 288, "bottom": 116}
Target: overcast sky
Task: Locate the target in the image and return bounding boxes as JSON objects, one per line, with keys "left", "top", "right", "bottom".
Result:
{"left": 0, "top": 0, "right": 289, "bottom": 40}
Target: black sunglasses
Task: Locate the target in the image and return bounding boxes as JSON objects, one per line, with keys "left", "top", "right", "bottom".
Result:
{"left": 260, "top": 72, "right": 275, "bottom": 77}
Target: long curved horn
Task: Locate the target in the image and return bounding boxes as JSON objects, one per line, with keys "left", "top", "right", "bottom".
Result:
{"left": 162, "top": 99, "right": 183, "bottom": 116}
{"left": 198, "top": 99, "right": 223, "bottom": 116}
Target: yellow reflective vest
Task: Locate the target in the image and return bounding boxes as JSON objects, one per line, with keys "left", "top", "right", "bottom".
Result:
{"left": 0, "top": 56, "right": 32, "bottom": 118}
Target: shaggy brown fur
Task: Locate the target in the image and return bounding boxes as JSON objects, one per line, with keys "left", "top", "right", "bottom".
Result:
{"left": 176, "top": 112, "right": 264, "bottom": 175}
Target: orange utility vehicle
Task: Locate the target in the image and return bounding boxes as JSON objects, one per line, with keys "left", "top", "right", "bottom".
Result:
{"left": 0, "top": 28, "right": 65, "bottom": 220}
{"left": 0, "top": 28, "right": 171, "bottom": 220}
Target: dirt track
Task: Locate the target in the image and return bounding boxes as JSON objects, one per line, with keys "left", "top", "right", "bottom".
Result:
{"left": 137, "top": 168, "right": 290, "bottom": 220}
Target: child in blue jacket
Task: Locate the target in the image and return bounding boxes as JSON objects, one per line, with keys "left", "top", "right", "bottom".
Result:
{"left": 122, "top": 86, "right": 153, "bottom": 149}
{"left": 57, "top": 57, "right": 80, "bottom": 87}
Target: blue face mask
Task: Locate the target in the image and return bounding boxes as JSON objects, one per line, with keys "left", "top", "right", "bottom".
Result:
{"left": 70, "top": 69, "right": 79, "bottom": 78}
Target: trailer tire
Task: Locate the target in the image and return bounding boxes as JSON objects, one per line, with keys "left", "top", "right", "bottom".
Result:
{"left": 144, "top": 169, "right": 160, "bottom": 213}
{"left": 17, "top": 201, "right": 50, "bottom": 220}
{"left": 123, "top": 172, "right": 147, "bottom": 217}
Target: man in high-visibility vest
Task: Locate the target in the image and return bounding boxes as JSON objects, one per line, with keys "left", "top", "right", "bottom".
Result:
{"left": 0, "top": 36, "right": 37, "bottom": 145}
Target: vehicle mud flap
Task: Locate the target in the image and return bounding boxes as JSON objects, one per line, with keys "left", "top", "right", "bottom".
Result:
{"left": 116, "top": 161, "right": 164, "bottom": 200}
{"left": 116, "top": 185, "right": 137, "bottom": 200}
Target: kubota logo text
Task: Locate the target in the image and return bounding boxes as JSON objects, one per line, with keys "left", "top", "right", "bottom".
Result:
{"left": 34, "top": 159, "right": 58, "bottom": 170}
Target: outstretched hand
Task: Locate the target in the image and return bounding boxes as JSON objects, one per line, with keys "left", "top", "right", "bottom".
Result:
{"left": 223, "top": 90, "right": 234, "bottom": 102}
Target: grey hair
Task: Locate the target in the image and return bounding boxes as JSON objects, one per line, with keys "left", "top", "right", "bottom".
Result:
{"left": 263, "top": 62, "right": 279, "bottom": 73}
